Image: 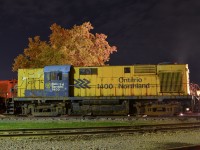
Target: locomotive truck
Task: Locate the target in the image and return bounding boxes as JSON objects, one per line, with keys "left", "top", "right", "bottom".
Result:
{"left": 5, "top": 63, "right": 199, "bottom": 116}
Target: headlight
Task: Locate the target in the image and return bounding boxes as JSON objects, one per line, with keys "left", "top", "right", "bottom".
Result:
{"left": 186, "top": 108, "right": 190, "bottom": 111}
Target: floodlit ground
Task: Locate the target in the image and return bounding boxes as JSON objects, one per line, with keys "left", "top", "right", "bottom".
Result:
{"left": 0, "top": 129, "right": 200, "bottom": 150}
{"left": 0, "top": 116, "right": 200, "bottom": 149}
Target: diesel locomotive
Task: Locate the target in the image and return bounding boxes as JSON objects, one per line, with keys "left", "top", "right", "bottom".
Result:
{"left": 0, "top": 80, "right": 17, "bottom": 113}
{"left": 4, "top": 63, "right": 197, "bottom": 117}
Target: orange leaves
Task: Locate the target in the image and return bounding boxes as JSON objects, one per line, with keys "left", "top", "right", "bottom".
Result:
{"left": 90, "top": 33, "right": 117, "bottom": 65}
{"left": 12, "top": 54, "right": 30, "bottom": 71}
{"left": 12, "top": 22, "right": 117, "bottom": 71}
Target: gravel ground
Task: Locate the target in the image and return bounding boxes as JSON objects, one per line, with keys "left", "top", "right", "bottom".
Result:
{"left": 0, "top": 116, "right": 200, "bottom": 150}
{"left": 1, "top": 128, "right": 200, "bottom": 149}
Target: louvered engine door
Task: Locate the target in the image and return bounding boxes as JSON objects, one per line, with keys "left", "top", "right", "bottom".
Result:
{"left": 159, "top": 72, "right": 183, "bottom": 93}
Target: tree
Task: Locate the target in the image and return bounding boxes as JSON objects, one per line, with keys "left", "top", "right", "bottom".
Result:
{"left": 12, "top": 22, "right": 117, "bottom": 71}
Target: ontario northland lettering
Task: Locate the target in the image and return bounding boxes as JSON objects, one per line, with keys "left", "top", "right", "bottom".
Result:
{"left": 97, "top": 77, "right": 150, "bottom": 89}
{"left": 118, "top": 77, "right": 150, "bottom": 88}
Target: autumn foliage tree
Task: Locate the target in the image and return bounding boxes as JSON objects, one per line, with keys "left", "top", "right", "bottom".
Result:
{"left": 12, "top": 22, "right": 117, "bottom": 71}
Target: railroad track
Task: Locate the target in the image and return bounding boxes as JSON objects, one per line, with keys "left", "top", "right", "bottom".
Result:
{"left": 1, "top": 122, "right": 200, "bottom": 137}
{"left": 168, "top": 145, "right": 200, "bottom": 150}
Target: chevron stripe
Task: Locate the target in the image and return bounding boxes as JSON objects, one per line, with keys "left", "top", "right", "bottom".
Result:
{"left": 74, "top": 79, "right": 91, "bottom": 88}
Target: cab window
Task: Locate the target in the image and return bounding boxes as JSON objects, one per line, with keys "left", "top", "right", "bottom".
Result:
{"left": 48, "top": 72, "right": 62, "bottom": 80}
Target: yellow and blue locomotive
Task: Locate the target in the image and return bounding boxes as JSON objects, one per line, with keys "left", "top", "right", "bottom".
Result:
{"left": 13, "top": 63, "right": 195, "bottom": 116}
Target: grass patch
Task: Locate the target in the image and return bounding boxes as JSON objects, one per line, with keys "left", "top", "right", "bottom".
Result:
{"left": 0, "top": 120, "right": 143, "bottom": 130}
{"left": 0, "top": 117, "right": 179, "bottom": 130}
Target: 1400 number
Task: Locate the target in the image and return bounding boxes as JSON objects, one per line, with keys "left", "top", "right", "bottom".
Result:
{"left": 97, "top": 84, "right": 113, "bottom": 89}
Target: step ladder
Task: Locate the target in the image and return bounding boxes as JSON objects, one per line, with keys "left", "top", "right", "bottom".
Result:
{"left": 4, "top": 99, "right": 14, "bottom": 114}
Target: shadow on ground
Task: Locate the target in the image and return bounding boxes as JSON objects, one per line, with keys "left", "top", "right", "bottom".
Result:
{"left": 155, "top": 142, "right": 195, "bottom": 150}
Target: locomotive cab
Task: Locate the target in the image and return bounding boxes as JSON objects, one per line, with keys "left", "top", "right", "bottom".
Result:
{"left": 18, "top": 65, "right": 71, "bottom": 98}
{"left": 44, "top": 65, "right": 71, "bottom": 97}
{"left": 15, "top": 65, "right": 71, "bottom": 116}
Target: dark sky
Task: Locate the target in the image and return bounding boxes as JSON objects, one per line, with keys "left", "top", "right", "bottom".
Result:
{"left": 1, "top": 0, "right": 200, "bottom": 84}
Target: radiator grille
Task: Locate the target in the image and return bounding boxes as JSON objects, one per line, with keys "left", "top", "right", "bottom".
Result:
{"left": 159, "top": 72, "right": 182, "bottom": 92}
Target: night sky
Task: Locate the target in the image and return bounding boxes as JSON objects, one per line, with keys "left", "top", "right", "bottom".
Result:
{"left": 1, "top": 0, "right": 200, "bottom": 84}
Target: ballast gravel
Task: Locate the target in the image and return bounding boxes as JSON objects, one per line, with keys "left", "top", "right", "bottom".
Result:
{"left": 1, "top": 129, "right": 200, "bottom": 150}
{"left": 0, "top": 116, "right": 200, "bottom": 150}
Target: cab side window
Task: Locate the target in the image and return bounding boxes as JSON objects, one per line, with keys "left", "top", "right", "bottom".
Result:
{"left": 47, "top": 72, "right": 63, "bottom": 80}
{"left": 57, "top": 72, "right": 62, "bottom": 80}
